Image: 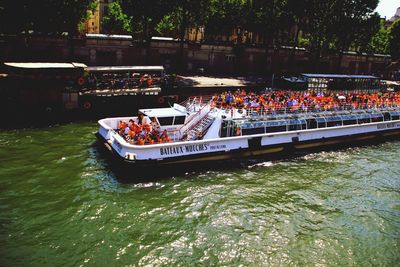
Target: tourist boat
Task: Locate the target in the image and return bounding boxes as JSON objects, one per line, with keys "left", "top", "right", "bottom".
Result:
{"left": 96, "top": 96, "right": 400, "bottom": 166}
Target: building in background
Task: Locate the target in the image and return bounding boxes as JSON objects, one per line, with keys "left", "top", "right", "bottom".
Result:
{"left": 385, "top": 7, "right": 400, "bottom": 28}
{"left": 84, "top": 0, "right": 114, "bottom": 34}
{"left": 389, "top": 7, "right": 400, "bottom": 22}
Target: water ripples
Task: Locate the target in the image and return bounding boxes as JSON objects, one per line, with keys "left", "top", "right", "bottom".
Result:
{"left": 1, "top": 123, "right": 399, "bottom": 266}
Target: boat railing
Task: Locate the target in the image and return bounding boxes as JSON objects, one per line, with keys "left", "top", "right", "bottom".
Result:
{"left": 180, "top": 95, "right": 214, "bottom": 112}
{"left": 237, "top": 103, "right": 400, "bottom": 118}
{"left": 162, "top": 96, "right": 215, "bottom": 141}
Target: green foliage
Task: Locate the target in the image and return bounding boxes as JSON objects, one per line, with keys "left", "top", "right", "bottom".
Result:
{"left": 368, "top": 19, "right": 389, "bottom": 54}
{"left": 155, "top": 14, "right": 178, "bottom": 36}
{"left": 206, "top": 0, "right": 249, "bottom": 40}
{"left": 0, "top": 0, "right": 96, "bottom": 36}
{"left": 122, "top": 0, "right": 174, "bottom": 39}
{"left": 329, "top": 0, "right": 379, "bottom": 53}
{"left": 102, "top": 1, "right": 132, "bottom": 34}
{"left": 0, "top": 0, "right": 396, "bottom": 61}
{"left": 389, "top": 19, "right": 400, "bottom": 59}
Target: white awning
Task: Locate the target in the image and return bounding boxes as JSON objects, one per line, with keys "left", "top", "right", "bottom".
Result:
{"left": 139, "top": 106, "right": 187, "bottom": 117}
{"left": 87, "top": 66, "right": 164, "bottom": 72}
{"left": 4, "top": 62, "right": 87, "bottom": 69}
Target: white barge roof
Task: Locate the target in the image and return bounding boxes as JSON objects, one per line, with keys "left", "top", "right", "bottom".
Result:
{"left": 4, "top": 62, "right": 87, "bottom": 69}
{"left": 139, "top": 107, "right": 187, "bottom": 117}
{"left": 87, "top": 66, "right": 164, "bottom": 72}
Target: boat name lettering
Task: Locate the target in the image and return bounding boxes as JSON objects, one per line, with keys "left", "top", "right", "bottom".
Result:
{"left": 209, "top": 144, "right": 227, "bottom": 150}
{"left": 377, "top": 122, "right": 400, "bottom": 129}
{"left": 160, "top": 144, "right": 209, "bottom": 156}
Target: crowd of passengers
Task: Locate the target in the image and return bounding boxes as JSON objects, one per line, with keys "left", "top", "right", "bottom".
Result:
{"left": 117, "top": 113, "right": 171, "bottom": 145}
{"left": 211, "top": 89, "right": 400, "bottom": 114}
{"left": 85, "top": 73, "right": 161, "bottom": 90}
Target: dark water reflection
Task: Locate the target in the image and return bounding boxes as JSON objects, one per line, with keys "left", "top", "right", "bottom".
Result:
{"left": 1, "top": 122, "right": 399, "bottom": 266}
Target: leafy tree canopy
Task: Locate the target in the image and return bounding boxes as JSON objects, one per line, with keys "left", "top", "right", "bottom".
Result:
{"left": 102, "top": 1, "right": 132, "bottom": 34}
{"left": 389, "top": 19, "right": 400, "bottom": 59}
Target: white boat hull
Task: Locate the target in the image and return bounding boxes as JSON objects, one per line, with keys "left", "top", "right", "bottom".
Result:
{"left": 97, "top": 119, "right": 400, "bottom": 165}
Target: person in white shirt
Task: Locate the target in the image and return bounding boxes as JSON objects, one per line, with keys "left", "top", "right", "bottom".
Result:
{"left": 134, "top": 112, "right": 151, "bottom": 126}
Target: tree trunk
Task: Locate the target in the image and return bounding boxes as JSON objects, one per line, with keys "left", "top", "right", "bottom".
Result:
{"left": 337, "top": 51, "right": 344, "bottom": 73}
{"left": 143, "top": 19, "right": 150, "bottom": 65}
{"left": 68, "top": 23, "right": 76, "bottom": 61}
{"left": 313, "top": 44, "right": 321, "bottom": 73}
{"left": 179, "top": 11, "right": 187, "bottom": 71}
{"left": 194, "top": 27, "right": 199, "bottom": 42}
{"left": 288, "top": 26, "right": 301, "bottom": 73}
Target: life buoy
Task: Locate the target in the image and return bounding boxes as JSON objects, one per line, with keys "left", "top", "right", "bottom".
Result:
{"left": 83, "top": 101, "right": 91, "bottom": 110}
{"left": 77, "top": 77, "right": 85, "bottom": 86}
{"left": 158, "top": 96, "right": 165, "bottom": 104}
{"left": 174, "top": 95, "right": 179, "bottom": 102}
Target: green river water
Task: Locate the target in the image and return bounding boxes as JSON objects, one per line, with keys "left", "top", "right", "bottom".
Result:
{"left": 0, "top": 122, "right": 399, "bottom": 266}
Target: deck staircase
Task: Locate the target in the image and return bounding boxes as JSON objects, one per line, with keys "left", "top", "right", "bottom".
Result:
{"left": 184, "top": 114, "right": 215, "bottom": 140}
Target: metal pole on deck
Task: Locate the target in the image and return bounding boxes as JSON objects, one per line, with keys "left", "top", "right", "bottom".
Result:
{"left": 271, "top": 73, "right": 275, "bottom": 91}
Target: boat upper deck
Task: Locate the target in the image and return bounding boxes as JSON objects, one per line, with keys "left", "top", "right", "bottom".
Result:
{"left": 105, "top": 90, "right": 400, "bottom": 145}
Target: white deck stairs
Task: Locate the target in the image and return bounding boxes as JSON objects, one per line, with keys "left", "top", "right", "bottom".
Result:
{"left": 184, "top": 114, "right": 215, "bottom": 140}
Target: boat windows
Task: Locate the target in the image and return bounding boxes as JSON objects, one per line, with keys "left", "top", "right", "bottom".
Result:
{"left": 370, "top": 113, "right": 384, "bottom": 122}
{"left": 220, "top": 120, "right": 236, "bottom": 137}
{"left": 341, "top": 115, "right": 358, "bottom": 125}
{"left": 241, "top": 122, "right": 266, "bottom": 135}
{"left": 357, "top": 114, "right": 371, "bottom": 124}
{"left": 173, "top": 116, "right": 186, "bottom": 125}
{"left": 265, "top": 120, "right": 287, "bottom": 133}
{"left": 157, "top": 116, "right": 186, "bottom": 126}
{"left": 242, "top": 127, "right": 265, "bottom": 135}
{"left": 288, "top": 119, "right": 306, "bottom": 131}
{"left": 157, "top": 117, "right": 174, "bottom": 126}
{"left": 325, "top": 116, "right": 342, "bottom": 127}
{"left": 306, "top": 118, "right": 318, "bottom": 129}
{"left": 383, "top": 112, "right": 392, "bottom": 121}
{"left": 389, "top": 111, "right": 400, "bottom": 120}
{"left": 315, "top": 117, "right": 327, "bottom": 128}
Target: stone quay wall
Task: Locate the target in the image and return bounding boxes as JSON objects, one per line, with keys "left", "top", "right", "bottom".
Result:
{"left": 0, "top": 35, "right": 391, "bottom": 76}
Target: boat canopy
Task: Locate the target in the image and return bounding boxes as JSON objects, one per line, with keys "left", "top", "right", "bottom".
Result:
{"left": 222, "top": 108, "right": 399, "bottom": 137}
{"left": 4, "top": 62, "right": 87, "bottom": 69}
{"left": 301, "top": 74, "right": 378, "bottom": 79}
{"left": 87, "top": 66, "right": 164, "bottom": 73}
{"left": 139, "top": 106, "right": 187, "bottom": 118}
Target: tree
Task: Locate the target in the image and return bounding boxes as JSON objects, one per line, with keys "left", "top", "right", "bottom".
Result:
{"left": 301, "top": 0, "right": 336, "bottom": 71}
{"left": 330, "top": 0, "right": 380, "bottom": 71}
{"left": 246, "top": 0, "right": 277, "bottom": 45}
{"left": 368, "top": 19, "right": 390, "bottom": 55}
{"left": 283, "top": 0, "right": 309, "bottom": 71}
{"left": 102, "top": 1, "right": 132, "bottom": 34}
{"left": 206, "top": 0, "right": 248, "bottom": 42}
{"left": 352, "top": 13, "right": 381, "bottom": 53}
{"left": 388, "top": 19, "right": 400, "bottom": 60}
{"left": 122, "top": 0, "right": 173, "bottom": 41}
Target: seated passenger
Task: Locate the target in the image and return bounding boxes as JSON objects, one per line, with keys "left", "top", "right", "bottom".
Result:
{"left": 129, "top": 119, "right": 140, "bottom": 132}
{"left": 134, "top": 112, "right": 151, "bottom": 127}
{"left": 118, "top": 120, "right": 126, "bottom": 131}
{"left": 137, "top": 138, "right": 145, "bottom": 145}
{"left": 160, "top": 129, "right": 170, "bottom": 142}
{"left": 150, "top": 117, "right": 161, "bottom": 132}
{"left": 118, "top": 120, "right": 128, "bottom": 135}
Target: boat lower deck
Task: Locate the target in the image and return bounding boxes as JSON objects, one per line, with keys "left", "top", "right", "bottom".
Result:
{"left": 96, "top": 128, "right": 400, "bottom": 167}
